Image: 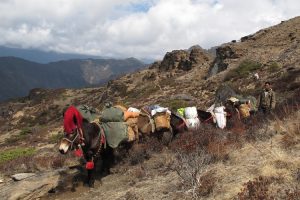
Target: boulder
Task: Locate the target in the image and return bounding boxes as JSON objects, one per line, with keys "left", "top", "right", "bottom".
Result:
{"left": 0, "top": 168, "right": 74, "bottom": 200}
{"left": 215, "top": 85, "right": 237, "bottom": 104}
{"left": 11, "top": 173, "right": 36, "bottom": 181}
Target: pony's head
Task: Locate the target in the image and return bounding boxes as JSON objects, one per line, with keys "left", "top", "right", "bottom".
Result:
{"left": 59, "top": 106, "right": 83, "bottom": 154}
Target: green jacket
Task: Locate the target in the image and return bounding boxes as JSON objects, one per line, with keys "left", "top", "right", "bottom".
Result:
{"left": 258, "top": 89, "right": 276, "bottom": 109}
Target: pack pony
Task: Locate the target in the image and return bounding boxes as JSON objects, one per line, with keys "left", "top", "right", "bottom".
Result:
{"left": 59, "top": 106, "right": 109, "bottom": 187}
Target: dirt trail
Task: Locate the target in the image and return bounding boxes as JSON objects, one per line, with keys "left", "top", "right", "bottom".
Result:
{"left": 45, "top": 152, "right": 183, "bottom": 200}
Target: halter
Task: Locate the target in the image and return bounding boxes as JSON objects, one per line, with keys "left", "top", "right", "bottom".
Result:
{"left": 62, "top": 128, "right": 80, "bottom": 151}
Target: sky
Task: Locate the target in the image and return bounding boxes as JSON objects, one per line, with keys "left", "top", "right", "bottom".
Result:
{"left": 0, "top": 0, "right": 299, "bottom": 60}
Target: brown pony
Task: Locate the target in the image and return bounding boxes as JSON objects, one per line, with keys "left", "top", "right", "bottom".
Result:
{"left": 59, "top": 113, "right": 113, "bottom": 187}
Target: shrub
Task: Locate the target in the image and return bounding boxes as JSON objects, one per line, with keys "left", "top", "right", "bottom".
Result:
{"left": 284, "top": 188, "right": 300, "bottom": 199}
{"left": 143, "top": 136, "right": 164, "bottom": 153}
{"left": 51, "top": 156, "right": 65, "bottom": 169}
{"left": 50, "top": 132, "right": 64, "bottom": 144}
{"left": 5, "top": 128, "right": 32, "bottom": 144}
{"left": 237, "top": 60, "right": 261, "bottom": 74}
{"left": 34, "top": 155, "right": 65, "bottom": 170}
{"left": 173, "top": 147, "right": 213, "bottom": 198}
{"left": 225, "top": 60, "right": 261, "bottom": 81}
{"left": 237, "top": 176, "right": 277, "bottom": 200}
{"left": 128, "top": 144, "right": 150, "bottom": 165}
{"left": 0, "top": 147, "right": 36, "bottom": 164}
{"left": 197, "top": 173, "right": 216, "bottom": 197}
{"left": 236, "top": 176, "right": 299, "bottom": 200}
{"left": 18, "top": 116, "right": 36, "bottom": 127}
{"left": 161, "top": 99, "right": 190, "bottom": 111}
{"left": 279, "top": 110, "right": 300, "bottom": 149}
{"left": 0, "top": 154, "right": 35, "bottom": 174}
{"left": 268, "top": 61, "right": 280, "bottom": 72}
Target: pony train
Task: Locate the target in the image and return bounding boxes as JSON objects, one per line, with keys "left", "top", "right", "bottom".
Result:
{"left": 59, "top": 98, "right": 253, "bottom": 186}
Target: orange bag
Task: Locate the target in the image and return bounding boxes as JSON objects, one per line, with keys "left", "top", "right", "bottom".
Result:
{"left": 239, "top": 104, "right": 250, "bottom": 118}
{"left": 127, "top": 126, "right": 136, "bottom": 141}
{"left": 124, "top": 111, "right": 140, "bottom": 121}
{"left": 154, "top": 112, "right": 170, "bottom": 131}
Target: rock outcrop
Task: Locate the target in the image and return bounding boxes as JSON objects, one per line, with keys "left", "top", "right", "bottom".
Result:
{"left": 208, "top": 45, "right": 243, "bottom": 77}
{"left": 156, "top": 47, "right": 212, "bottom": 72}
{"left": 0, "top": 168, "right": 78, "bottom": 200}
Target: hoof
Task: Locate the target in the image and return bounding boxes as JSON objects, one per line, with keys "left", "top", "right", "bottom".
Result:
{"left": 83, "top": 182, "right": 89, "bottom": 187}
{"left": 83, "top": 179, "right": 95, "bottom": 188}
{"left": 89, "top": 181, "right": 95, "bottom": 188}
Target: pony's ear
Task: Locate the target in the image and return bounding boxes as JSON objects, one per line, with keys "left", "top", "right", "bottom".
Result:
{"left": 62, "top": 106, "right": 68, "bottom": 117}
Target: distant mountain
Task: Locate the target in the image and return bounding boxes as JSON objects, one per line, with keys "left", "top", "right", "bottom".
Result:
{"left": 140, "top": 58, "right": 156, "bottom": 64}
{"left": 0, "top": 46, "right": 105, "bottom": 64}
{"left": 0, "top": 56, "right": 145, "bottom": 101}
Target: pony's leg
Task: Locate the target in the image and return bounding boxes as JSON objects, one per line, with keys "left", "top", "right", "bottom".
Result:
{"left": 87, "top": 168, "right": 95, "bottom": 187}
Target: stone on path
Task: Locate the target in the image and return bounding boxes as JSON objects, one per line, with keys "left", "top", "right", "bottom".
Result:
{"left": 11, "top": 173, "right": 36, "bottom": 181}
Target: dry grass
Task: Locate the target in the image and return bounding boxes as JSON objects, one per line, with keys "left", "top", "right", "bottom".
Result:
{"left": 127, "top": 144, "right": 150, "bottom": 166}
{"left": 166, "top": 96, "right": 300, "bottom": 199}
{"left": 279, "top": 111, "right": 300, "bottom": 149}
{"left": 0, "top": 151, "right": 67, "bottom": 175}
{"left": 207, "top": 134, "right": 300, "bottom": 199}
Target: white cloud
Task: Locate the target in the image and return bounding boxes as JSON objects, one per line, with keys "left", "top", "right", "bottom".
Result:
{"left": 0, "top": 0, "right": 299, "bottom": 59}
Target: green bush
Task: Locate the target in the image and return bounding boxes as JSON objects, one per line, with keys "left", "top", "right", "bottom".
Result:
{"left": 0, "top": 148, "right": 36, "bottom": 164}
{"left": 236, "top": 60, "right": 261, "bottom": 76}
{"left": 162, "top": 99, "right": 190, "bottom": 111}
{"left": 268, "top": 61, "right": 280, "bottom": 72}
{"left": 225, "top": 60, "right": 261, "bottom": 81}
{"left": 19, "top": 128, "right": 32, "bottom": 136}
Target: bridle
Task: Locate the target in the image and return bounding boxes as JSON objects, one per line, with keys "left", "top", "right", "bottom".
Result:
{"left": 62, "top": 122, "right": 106, "bottom": 163}
{"left": 62, "top": 128, "right": 80, "bottom": 151}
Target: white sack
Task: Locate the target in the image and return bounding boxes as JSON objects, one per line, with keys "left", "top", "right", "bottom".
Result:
{"left": 184, "top": 107, "right": 198, "bottom": 119}
{"left": 151, "top": 107, "right": 171, "bottom": 116}
{"left": 128, "top": 107, "right": 140, "bottom": 113}
{"left": 186, "top": 118, "right": 200, "bottom": 130}
{"left": 214, "top": 106, "right": 226, "bottom": 129}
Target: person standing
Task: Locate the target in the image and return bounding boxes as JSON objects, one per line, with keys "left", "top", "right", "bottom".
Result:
{"left": 257, "top": 82, "right": 276, "bottom": 114}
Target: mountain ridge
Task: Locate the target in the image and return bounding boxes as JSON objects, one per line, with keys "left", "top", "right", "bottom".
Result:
{"left": 0, "top": 46, "right": 104, "bottom": 64}
{"left": 0, "top": 56, "right": 146, "bottom": 101}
